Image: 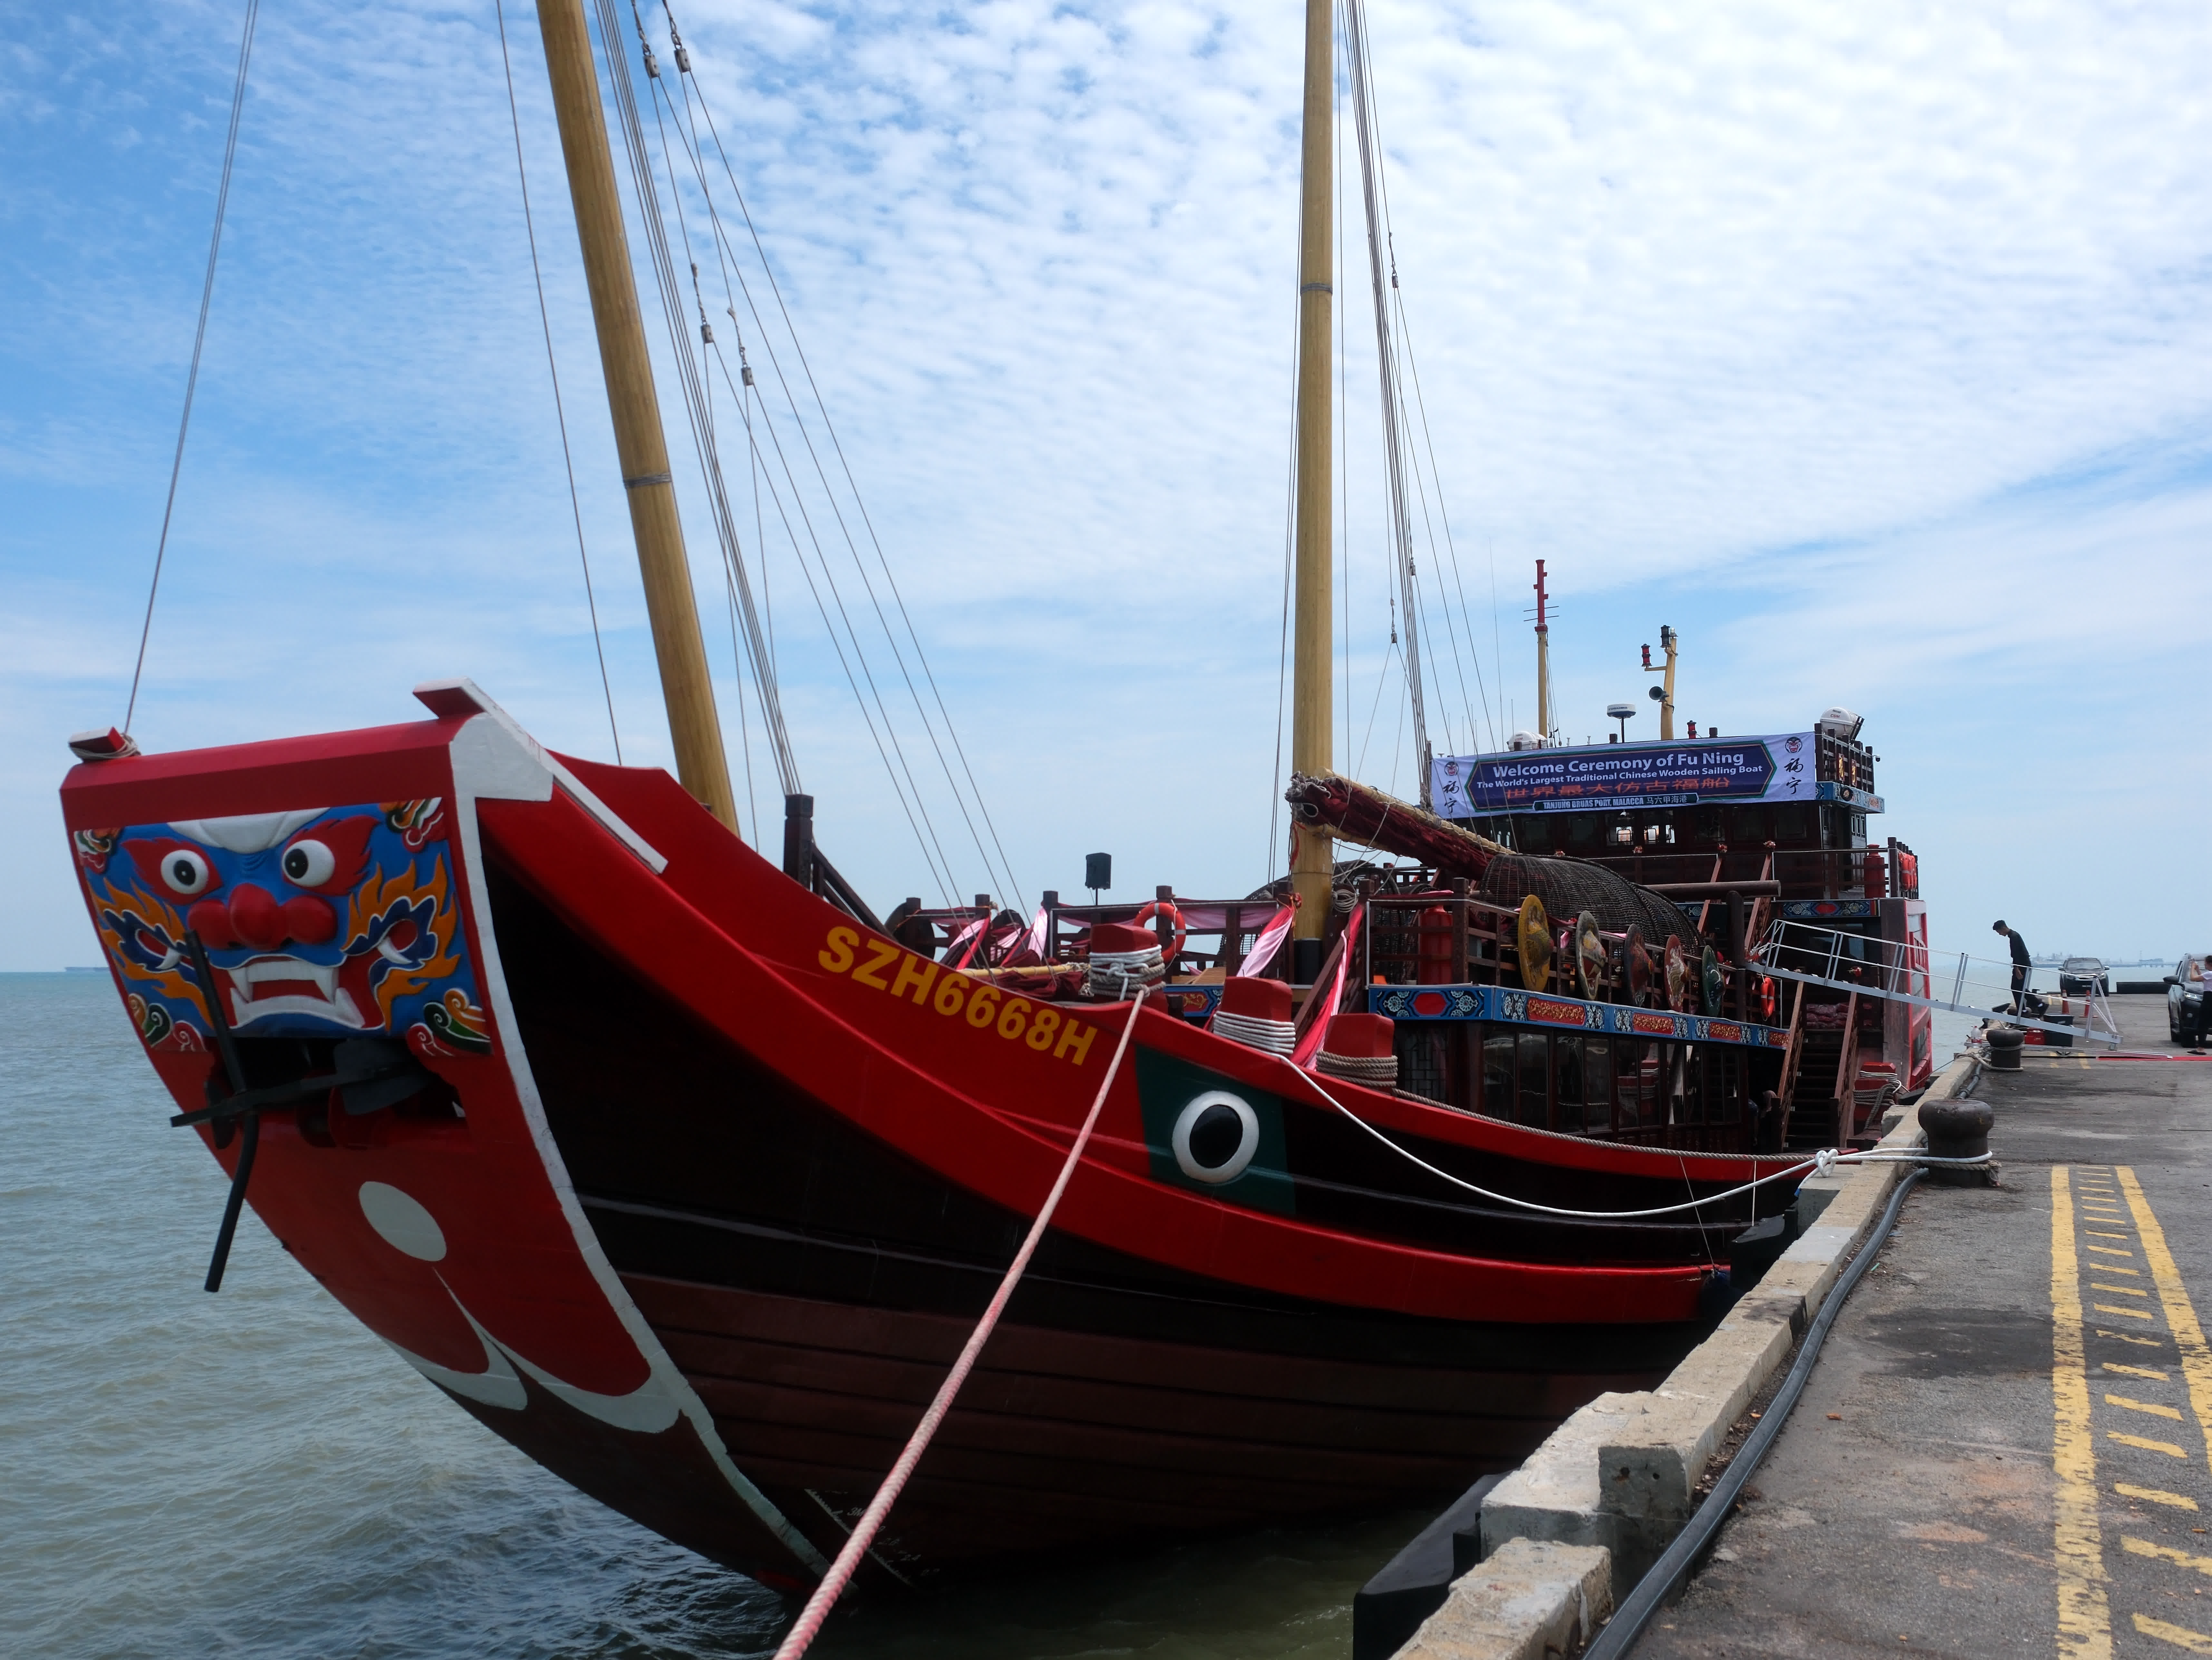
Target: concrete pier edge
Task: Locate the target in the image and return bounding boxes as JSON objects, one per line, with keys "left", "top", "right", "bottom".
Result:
{"left": 1384, "top": 1049, "right": 1984, "bottom": 1659}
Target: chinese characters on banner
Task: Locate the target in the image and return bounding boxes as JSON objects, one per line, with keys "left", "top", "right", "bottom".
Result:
{"left": 1430, "top": 733, "right": 1818, "bottom": 817}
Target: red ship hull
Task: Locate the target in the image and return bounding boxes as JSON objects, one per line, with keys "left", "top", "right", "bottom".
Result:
{"left": 62, "top": 682, "right": 1806, "bottom": 1584}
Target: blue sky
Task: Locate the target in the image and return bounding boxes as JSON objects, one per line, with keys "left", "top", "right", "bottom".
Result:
{"left": 4, "top": 0, "right": 2208, "bottom": 972}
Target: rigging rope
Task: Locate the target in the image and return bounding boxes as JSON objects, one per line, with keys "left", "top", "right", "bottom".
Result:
{"left": 656, "top": 0, "right": 1026, "bottom": 909}
{"left": 771, "top": 990, "right": 1152, "bottom": 1657}
{"left": 125, "top": 0, "right": 260, "bottom": 734}
{"left": 592, "top": 0, "right": 800, "bottom": 804}
{"left": 1341, "top": 0, "right": 1432, "bottom": 790}
{"left": 494, "top": 0, "right": 623, "bottom": 762}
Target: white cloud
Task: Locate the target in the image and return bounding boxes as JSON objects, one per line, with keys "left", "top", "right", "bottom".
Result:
{"left": 2, "top": 0, "right": 2209, "bottom": 966}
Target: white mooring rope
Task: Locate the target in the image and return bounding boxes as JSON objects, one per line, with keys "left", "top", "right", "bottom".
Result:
{"left": 1287, "top": 1059, "right": 1987, "bottom": 1220}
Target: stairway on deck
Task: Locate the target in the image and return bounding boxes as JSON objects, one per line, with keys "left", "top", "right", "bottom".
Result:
{"left": 1786, "top": 1030, "right": 1850, "bottom": 1148}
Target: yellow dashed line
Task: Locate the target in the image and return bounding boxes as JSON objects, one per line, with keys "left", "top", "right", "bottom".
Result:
{"left": 2133, "top": 1612, "right": 2212, "bottom": 1653}
{"left": 2111, "top": 1432, "right": 2190, "bottom": 1458}
{"left": 2125, "top": 1537, "right": 2212, "bottom": 1578}
{"left": 2117, "top": 1484, "right": 2199, "bottom": 1510}
{"left": 2103, "top": 1330, "right": 2166, "bottom": 1347}
{"left": 2089, "top": 1246, "right": 2137, "bottom": 1258}
{"left": 2095, "top": 1284, "right": 2151, "bottom": 1298}
{"left": 2119, "top": 1168, "right": 2212, "bottom": 1479}
{"left": 2100, "top": 1305, "right": 2159, "bottom": 1322}
{"left": 2090, "top": 1231, "right": 2134, "bottom": 1240}
{"left": 2110, "top": 1395, "right": 2187, "bottom": 1421}
{"left": 2110, "top": 1365, "right": 2174, "bottom": 1382}
{"left": 2054, "top": 1167, "right": 2114, "bottom": 1656}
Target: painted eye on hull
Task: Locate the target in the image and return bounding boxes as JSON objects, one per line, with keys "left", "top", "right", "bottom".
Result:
{"left": 162, "top": 849, "right": 214, "bottom": 896}
{"left": 282, "top": 839, "right": 336, "bottom": 887}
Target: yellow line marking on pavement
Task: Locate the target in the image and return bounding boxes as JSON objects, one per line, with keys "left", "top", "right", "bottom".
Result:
{"left": 2097, "top": 1266, "right": 2146, "bottom": 1276}
{"left": 2125, "top": 1536, "right": 2212, "bottom": 1577}
{"left": 2100, "top": 1306, "right": 2159, "bottom": 1321}
{"left": 2110, "top": 1365, "right": 2174, "bottom": 1381}
{"left": 2091, "top": 1231, "right": 2134, "bottom": 1240}
{"left": 2117, "top": 1484, "right": 2200, "bottom": 1510}
{"left": 2132, "top": 1612, "right": 2212, "bottom": 1653}
{"left": 2111, "top": 1433, "right": 2189, "bottom": 1457}
{"left": 2120, "top": 1167, "right": 2212, "bottom": 1480}
{"left": 2104, "top": 1330, "right": 2168, "bottom": 1346}
{"left": 2096, "top": 1284, "right": 2151, "bottom": 1297}
{"left": 2054, "top": 1167, "right": 2114, "bottom": 1657}
{"left": 2110, "top": 1395, "right": 2188, "bottom": 1420}
{"left": 2090, "top": 1246, "right": 2138, "bottom": 1258}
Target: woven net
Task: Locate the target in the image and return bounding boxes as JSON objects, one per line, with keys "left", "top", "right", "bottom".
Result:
{"left": 1476, "top": 853, "right": 1692, "bottom": 945}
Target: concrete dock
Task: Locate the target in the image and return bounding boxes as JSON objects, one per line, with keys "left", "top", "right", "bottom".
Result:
{"left": 1640, "top": 995, "right": 2212, "bottom": 1658}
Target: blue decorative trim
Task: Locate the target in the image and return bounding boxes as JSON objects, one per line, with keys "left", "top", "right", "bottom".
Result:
{"left": 1160, "top": 985, "right": 1222, "bottom": 1023}
{"left": 1366, "top": 983, "right": 1790, "bottom": 1049}
{"left": 1779, "top": 899, "right": 1876, "bottom": 920}
{"left": 1814, "top": 781, "right": 1883, "bottom": 812}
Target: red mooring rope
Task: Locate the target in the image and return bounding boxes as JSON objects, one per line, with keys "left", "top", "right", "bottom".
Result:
{"left": 771, "top": 987, "right": 1153, "bottom": 1657}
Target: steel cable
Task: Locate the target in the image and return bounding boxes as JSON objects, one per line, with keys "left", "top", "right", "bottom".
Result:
{"left": 125, "top": 0, "right": 260, "bottom": 734}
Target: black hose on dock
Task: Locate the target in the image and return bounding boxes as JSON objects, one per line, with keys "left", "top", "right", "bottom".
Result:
{"left": 1582, "top": 1167, "right": 1928, "bottom": 1659}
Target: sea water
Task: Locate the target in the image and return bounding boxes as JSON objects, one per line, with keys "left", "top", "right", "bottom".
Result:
{"left": 0, "top": 973, "right": 1429, "bottom": 1659}
{"left": 6, "top": 972, "right": 1993, "bottom": 1657}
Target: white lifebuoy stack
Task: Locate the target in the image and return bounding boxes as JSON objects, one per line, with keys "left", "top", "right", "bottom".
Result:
{"left": 1318, "top": 1012, "right": 1398, "bottom": 1087}
{"left": 1211, "top": 975, "right": 1297, "bottom": 1055}
{"left": 1085, "top": 921, "right": 1165, "bottom": 1000}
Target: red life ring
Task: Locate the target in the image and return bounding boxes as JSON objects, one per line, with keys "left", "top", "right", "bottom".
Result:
{"left": 1131, "top": 900, "right": 1188, "bottom": 964}
{"left": 1759, "top": 976, "right": 1777, "bottom": 1024}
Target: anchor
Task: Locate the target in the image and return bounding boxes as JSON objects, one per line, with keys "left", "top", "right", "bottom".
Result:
{"left": 179, "top": 930, "right": 430, "bottom": 1292}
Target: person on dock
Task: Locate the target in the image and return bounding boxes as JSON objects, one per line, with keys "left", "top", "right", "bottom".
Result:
{"left": 1994, "top": 921, "right": 2032, "bottom": 1014}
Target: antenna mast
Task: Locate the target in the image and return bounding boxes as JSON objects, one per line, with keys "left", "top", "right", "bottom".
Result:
{"left": 1533, "top": 560, "right": 1551, "bottom": 746}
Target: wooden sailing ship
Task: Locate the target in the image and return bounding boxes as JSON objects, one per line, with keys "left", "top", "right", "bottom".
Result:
{"left": 55, "top": 0, "right": 1897, "bottom": 1591}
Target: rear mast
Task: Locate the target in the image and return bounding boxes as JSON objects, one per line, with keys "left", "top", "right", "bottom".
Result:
{"left": 1288, "top": 0, "right": 1335, "bottom": 979}
{"left": 536, "top": 0, "right": 738, "bottom": 828}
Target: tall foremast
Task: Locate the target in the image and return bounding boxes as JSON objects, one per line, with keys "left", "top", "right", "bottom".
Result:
{"left": 536, "top": 0, "right": 738, "bottom": 829}
{"left": 1289, "top": 0, "right": 1335, "bottom": 970}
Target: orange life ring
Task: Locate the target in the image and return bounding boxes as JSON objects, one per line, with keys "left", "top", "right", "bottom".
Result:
{"left": 1759, "top": 976, "right": 1777, "bottom": 1024}
{"left": 1131, "top": 900, "right": 1187, "bottom": 964}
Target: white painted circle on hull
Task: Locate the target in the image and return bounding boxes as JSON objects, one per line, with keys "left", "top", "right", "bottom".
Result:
{"left": 358, "top": 1181, "right": 447, "bottom": 1261}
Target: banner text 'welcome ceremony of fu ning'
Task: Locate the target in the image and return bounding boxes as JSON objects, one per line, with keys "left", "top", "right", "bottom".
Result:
{"left": 1430, "top": 733, "right": 1817, "bottom": 817}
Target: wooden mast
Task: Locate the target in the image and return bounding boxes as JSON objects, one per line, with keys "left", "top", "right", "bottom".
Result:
{"left": 1289, "top": 0, "right": 1334, "bottom": 972}
{"left": 536, "top": 0, "right": 738, "bottom": 829}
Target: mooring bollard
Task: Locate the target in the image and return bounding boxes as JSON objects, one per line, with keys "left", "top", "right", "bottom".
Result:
{"left": 1984, "top": 1024, "right": 2024, "bottom": 1071}
{"left": 1920, "top": 1098, "right": 1996, "bottom": 1186}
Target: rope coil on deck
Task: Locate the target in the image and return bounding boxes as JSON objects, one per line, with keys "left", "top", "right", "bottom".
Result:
{"left": 1213, "top": 1010, "right": 1298, "bottom": 1055}
{"left": 1085, "top": 946, "right": 1164, "bottom": 1000}
{"left": 1316, "top": 1050, "right": 1400, "bottom": 1086}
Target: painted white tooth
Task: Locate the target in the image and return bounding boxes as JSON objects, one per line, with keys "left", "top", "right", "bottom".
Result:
{"left": 311, "top": 963, "right": 337, "bottom": 997}
{"left": 378, "top": 936, "right": 410, "bottom": 965}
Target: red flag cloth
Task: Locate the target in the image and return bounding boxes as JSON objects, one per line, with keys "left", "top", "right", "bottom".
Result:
{"left": 1292, "top": 902, "right": 1365, "bottom": 1071}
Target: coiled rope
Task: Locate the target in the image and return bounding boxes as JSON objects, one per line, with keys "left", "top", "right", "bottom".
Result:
{"left": 771, "top": 989, "right": 1151, "bottom": 1658}
{"left": 1086, "top": 945, "right": 1164, "bottom": 1001}
{"left": 1287, "top": 1061, "right": 1986, "bottom": 1220}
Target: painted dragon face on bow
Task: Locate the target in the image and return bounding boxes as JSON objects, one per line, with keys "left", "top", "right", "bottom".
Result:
{"left": 75, "top": 799, "right": 489, "bottom": 1056}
